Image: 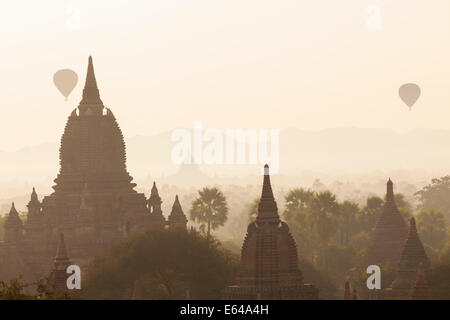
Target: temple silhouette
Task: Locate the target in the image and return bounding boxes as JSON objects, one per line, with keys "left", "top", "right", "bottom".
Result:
{"left": 0, "top": 57, "right": 187, "bottom": 283}
{"left": 223, "top": 165, "right": 319, "bottom": 299}
{"left": 0, "top": 57, "right": 434, "bottom": 300}
{"left": 364, "top": 179, "right": 408, "bottom": 267}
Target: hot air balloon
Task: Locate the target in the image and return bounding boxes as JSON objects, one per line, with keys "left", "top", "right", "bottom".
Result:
{"left": 53, "top": 69, "right": 78, "bottom": 101}
{"left": 399, "top": 83, "right": 421, "bottom": 111}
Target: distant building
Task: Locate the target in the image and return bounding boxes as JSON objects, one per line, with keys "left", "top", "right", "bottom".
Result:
{"left": 222, "top": 165, "right": 319, "bottom": 300}
{"left": 0, "top": 57, "right": 187, "bottom": 282}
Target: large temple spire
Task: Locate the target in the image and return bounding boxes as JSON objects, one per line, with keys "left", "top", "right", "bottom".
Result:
{"left": 79, "top": 55, "right": 103, "bottom": 110}
{"left": 256, "top": 164, "right": 279, "bottom": 222}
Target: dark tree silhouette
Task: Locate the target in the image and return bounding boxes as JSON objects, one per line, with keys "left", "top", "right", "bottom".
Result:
{"left": 190, "top": 187, "right": 228, "bottom": 240}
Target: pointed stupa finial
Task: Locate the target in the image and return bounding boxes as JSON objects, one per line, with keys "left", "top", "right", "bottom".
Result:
{"left": 31, "top": 187, "right": 38, "bottom": 201}
{"left": 9, "top": 202, "right": 18, "bottom": 216}
{"left": 172, "top": 195, "right": 183, "bottom": 213}
{"left": 151, "top": 181, "right": 159, "bottom": 194}
{"left": 386, "top": 178, "right": 394, "bottom": 202}
{"left": 256, "top": 165, "right": 279, "bottom": 221}
{"left": 261, "top": 164, "right": 274, "bottom": 200}
{"left": 148, "top": 181, "right": 162, "bottom": 207}
{"left": 168, "top": 195, "right": 188, "bottom": 229}
{"left": 408, "top": 217, "right": 418, "bottom": 239}
{"left": 80, "top": 55, "right": 103, "bottom": 107}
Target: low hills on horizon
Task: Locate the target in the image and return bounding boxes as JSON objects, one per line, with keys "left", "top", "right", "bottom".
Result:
{"left": 1, "top": 126, "right": 448, "bottom": 213}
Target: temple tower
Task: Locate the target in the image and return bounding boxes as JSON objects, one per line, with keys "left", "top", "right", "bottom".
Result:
{"left": 38, "top": 56, "right": 149, "bottom": 255}
{"left": 48, "top": 233, "right": 71, "bottom": 293}
{"left": 222, "top": 165, "right": 319, "bottom": 300}
{"left": 364, "top": 179, "right": 408, "bottom": 267}
{"left": 0, "top": 56, "right": 182, "bottom": 283}
{"left": 147, "top": 182, "right": 166, "bottom": 228}
{"left": 24, "top": 188, "right": 44, "bottom": 237}
{"left": 4, "top": 203, "right": 23, "bottom": 245}
{"left": 390, "top": 217, "right": 430, "bottom": 299}
{"left": 167, "top": 195, "right": 188, "bottom": 230}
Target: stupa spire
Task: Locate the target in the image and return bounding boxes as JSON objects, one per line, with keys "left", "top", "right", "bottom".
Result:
{"left": 9, "top": 202, "right": 18, "bottom": 216}
{"left": 80, "top": 55, "right": 103, "bottom": 108}
{"left": 408, "top": 217, "right": 419, "bottom": 239}
{"left": 363, "top": 178, "right": 407, "bottom": 267}
{"left": 168, "top": 195, "right": 188, "bottom": 230}
{"left": 31, "top": 187, "right": 38, "bottom": 202}
{"left": 256, "top": 165, "right": 279, "bottom": 222}
{"left": 390, "top": 217, "right": 431, "bottom": 298}
{"left": 151, "top": 181, "right": 159, "bottom": 196}
{"left": 147, "top": 182, "right": 166, "bottom": 228}
{"left": 48, "top": 233, "right": 73, "bottom": 293}
{"left": 386, "top": 178, "right": 394, "bottom": 203}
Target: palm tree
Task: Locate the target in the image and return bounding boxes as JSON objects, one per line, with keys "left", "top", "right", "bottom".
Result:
{"left": 311, "top": 191, "right": 339, "bottom": 268}
{"left": 190, "top": 187, "right": 228, "bottom": 240}
{"left": 338, "top": 200, "right": 360, "bottom": 246}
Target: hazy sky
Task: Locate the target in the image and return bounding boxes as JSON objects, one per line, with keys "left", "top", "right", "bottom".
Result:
{"left": 0, "top": 0, "right": 449, "bottom": 151}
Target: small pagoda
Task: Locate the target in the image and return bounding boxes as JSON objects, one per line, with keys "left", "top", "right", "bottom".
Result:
{"left": 364, "top": 179, "right": 408, "bottom": 267}
{"left": 389, "top": 217, "right": 431, "bottom": 299}
{"left": 222, "top": 165, "right": 319, "bottom": 300}
{"left": 48, "top": 234, "right": 72, "bottom": 293}
{"left": 167, "top": 195, "right": 188, "bottom": 230}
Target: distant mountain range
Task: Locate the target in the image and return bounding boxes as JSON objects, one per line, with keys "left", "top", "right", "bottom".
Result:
{"left": 1, "top": 126, "right": 449, "bottom": 214}
{"left": 1, "top": 127, "right": 449, "bottom": 181}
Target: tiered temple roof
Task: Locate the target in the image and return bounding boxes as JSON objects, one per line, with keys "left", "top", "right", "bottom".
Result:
{"left": 168, "top": 195, "right": 188, "bottom": 230}
{"left": 4, "top": 203, "right": 23, "bottom": 245}
{"left": 390, "top": 217, "right": 431, "bottom": 299}
{"left": 364, "top": 179, "right": 408, "bottom": 267}
{"left": 0, "top": 57, "right": 161, "bottom": 282}
{"left": 222, "top": 165, "right": 319, "bottom": 300}
{"left": 48, "top": 233, "right": 72, "bottom": 292}
{"left": 147, "top": 182, "right": 167, "bottom": 228}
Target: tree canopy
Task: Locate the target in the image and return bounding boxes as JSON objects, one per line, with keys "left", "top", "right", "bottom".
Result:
{"left": 83, "top": 228, "right": 239, "bottom": 299}
{"left": 190, "top": 187, "right": 229, "bottom": 240}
